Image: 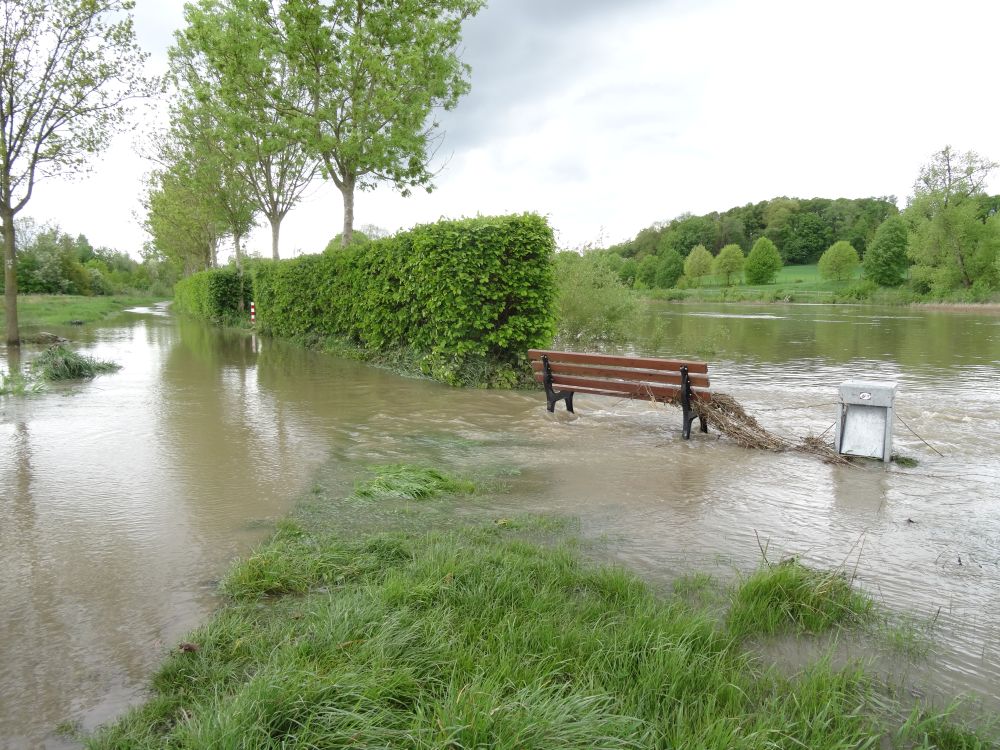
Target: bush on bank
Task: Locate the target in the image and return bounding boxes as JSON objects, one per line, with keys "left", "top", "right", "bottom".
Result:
{"left": 173, "top": 267, "right": 252, "bottom": 326}
{"left": 253, "top": 214, "right": 557, "bottom": 386}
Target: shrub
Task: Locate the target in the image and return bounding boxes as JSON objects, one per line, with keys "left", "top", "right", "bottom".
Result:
{"left": 819, "top": 241, "right": 860, "bottom": 282}
{"left": 713, "top": 244, "right": 745, "bottom": 286}
{"left": 683, "top": 244, "right": 713, "bottom": 286}
{"left": 253, "top": 214, "right": 557, "bottom": 385}
{"left": 173, "top": 267, "right": 253, "bottom": 325}
{"left": 555, "top": 252, "right": 638, "bottom": 343}
{"left": 744, "top": 237, "right": 783, "bottom": 285}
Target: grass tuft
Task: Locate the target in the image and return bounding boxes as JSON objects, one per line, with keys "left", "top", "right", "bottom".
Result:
{"left": 31, "top": 344, "right": 121, "bottom": 381}
{"left": 729, "top": 559, "right": 874, "bottom": 638}
{"left": 353, "top": 464, "right": 475, "bottom": 500}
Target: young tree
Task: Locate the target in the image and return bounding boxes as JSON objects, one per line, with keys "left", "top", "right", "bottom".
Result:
{"left": 862, "top": 216, "right": 909, "bottom": 287}
{"left": 713, "top": 243, "right": 745, "bottom": 286}
{"left": 275, "top": 0, "right": 485, "bottom": 246}
{"left": 0, "top": 0, "right": 153, "bottom": 344}
{"left": 744, "top": 237, "right": 783, "bottom": 284}
{"left": 683, "top": 244, "right": 713, "bottom": 286}
{"left": 171, "top": 1, "right": 318, "bottom": 260}
{"left": 818, "top": 240, "right": 860, "bottom": 282}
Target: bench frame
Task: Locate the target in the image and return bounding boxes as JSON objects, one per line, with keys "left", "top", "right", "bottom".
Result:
{"left": 530, "top": 349, "right": 710, "bottom": 439}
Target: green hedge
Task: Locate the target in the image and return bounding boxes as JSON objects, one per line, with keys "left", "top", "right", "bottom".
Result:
{"left": 253, "top": 214, "right": 556, "bottom": 384}
{"left": 173, "top": 267, "right": 252, "bottom": 325}
{"left": 177, "top": 214, "right": 556, "bottom": 385}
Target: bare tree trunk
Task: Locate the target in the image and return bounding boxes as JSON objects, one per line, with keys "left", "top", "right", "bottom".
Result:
{"left": 270, "top": 216, "right": 281, "bottom": 260}
{"left": 234, "top": 232, "right": 245, "bottom": 313}
{"left": 2, "top": 210, "right": 20, "bottom": 346}
{"left": 339, "top": 175, "right": 355, "bottom": 248}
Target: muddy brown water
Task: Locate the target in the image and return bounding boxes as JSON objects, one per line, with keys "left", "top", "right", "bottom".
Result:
{"left": 1, "top": 301, "right": 999, "bottom": 747}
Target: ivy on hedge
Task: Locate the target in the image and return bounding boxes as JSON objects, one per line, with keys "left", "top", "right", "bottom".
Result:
{"left": 173, "top": 268, "right": 253, "bottom": 325}
{"left": 176, "top": 214, "right": 557, "bottom": 386}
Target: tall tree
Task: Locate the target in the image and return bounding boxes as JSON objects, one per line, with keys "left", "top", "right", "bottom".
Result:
{"left": 167, "top": 101, "right": 258, "bottom": 277}
{"left": 171, "top": 1, "right": 318, "bottom": 260}
{"left": 906, "top": 146, "right": 999, "bottom": 289}
{"left": 862, "top": 215, "right": 909, "bottom": 287}
{"left": 274, "top": 0, "right": 485, "bottom": 246}
{"left": 143, "top": 161, "right": 226, "bottom": 276}
{"left": 0, "top": 0, "right": 153, "bottom": 344}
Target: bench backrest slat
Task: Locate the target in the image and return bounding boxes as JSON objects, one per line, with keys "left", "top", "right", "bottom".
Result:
{"left": 528, "top": 349, "right": 708, "bottom": 375}
{"left": 533, "top": 374, "right": 711, "bottom": 403}
{"left": 530, "top": 360, "right": 710, "bottom": 389}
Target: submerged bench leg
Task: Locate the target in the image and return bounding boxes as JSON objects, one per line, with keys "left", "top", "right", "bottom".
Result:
{"left": 679, "top": 366, "right": 707, "bottom": 439}
{"left": 542, "top": 355, "right": 575, "bottom": 413}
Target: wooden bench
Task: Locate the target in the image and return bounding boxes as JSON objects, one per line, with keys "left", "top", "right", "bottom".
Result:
{"left": 528, "top": 349, "right": 711, "bottom": 439}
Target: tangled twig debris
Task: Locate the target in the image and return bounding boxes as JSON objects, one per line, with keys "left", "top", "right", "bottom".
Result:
{"left": 692, "top": 393, "right": 851, "bottom": 465}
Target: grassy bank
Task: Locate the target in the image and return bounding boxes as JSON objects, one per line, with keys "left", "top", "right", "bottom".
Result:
{"left": 643, "top": 264, "right": 1000, "bottom": 306}
{"left": 0, "top": 294, "right": 166, "bottom": 330}
{"left": 84, "top": 465, "right": 995, "bottom": 749}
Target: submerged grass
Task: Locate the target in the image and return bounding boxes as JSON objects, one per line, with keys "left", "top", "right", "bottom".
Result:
{"left": 31, "top": 344, "right": 121, "bottom": 381}
{"left": 353, "top": 463, "right": 476, "bottom": 500}
{"left": 0, "top": 369, "right": 43, "bottom": 396}
{"left": 729, "top": 559, "right": 874, "bottom": 639}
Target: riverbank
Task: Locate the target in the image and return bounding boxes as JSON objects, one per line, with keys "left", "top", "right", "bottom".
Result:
{"left": 83, "top": 464, "right": 996, "bottom": 749}
{"left": 637, "top": 263, "right": 1000, "bottom": 306}
{"left": 0, "top": 294, "right": 167, "bottom": 330}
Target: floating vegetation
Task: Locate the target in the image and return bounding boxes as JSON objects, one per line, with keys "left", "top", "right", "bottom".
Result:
{"left": 31, "top": 344, "right": 121, "bottom": 381}
{"left": 1, "top": 369, "right": 43, "bottom": 396}
{"left": 892, "top": 453, "right": 919, "bottom": 468}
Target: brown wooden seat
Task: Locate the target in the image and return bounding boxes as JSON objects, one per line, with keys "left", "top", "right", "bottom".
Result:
{"left": 527, "top": 349, "right": 711, "bottom": 439}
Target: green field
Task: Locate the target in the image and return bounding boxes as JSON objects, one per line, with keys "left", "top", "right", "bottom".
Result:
{"left": 0, "top": 294, "right": 166, "bottom": 330}
{"left": 652, "top": 264, "right": 867, "bottom": 303}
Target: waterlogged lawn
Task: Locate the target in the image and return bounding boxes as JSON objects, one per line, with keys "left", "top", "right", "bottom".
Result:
{"left": 85, "top": 465, "right": 996, "bottom": 749}
{"left": 0, "top": 294, "right": 165, "bottom": 329}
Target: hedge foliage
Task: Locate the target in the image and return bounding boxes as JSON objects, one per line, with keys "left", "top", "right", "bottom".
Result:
{"left": 173, "top": 267, "right": 253, "bottom": 324}
{"left": 176, "top": 214, "right": 557, "bottom": 386}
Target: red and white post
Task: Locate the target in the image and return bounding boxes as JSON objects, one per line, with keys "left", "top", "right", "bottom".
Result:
{"left": 250, "top": 301, "right": 256, "bottom": 325}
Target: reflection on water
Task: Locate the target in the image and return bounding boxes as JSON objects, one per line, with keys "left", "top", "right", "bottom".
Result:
{"left": 1, "top": 301, "right": 999, "bottom": 747}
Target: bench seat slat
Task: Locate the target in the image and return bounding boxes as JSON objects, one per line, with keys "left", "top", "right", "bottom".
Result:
{"left": 530, "top": 360, "right": 709, "bottom": 389}
{"left": 528, "top": 349, "right": 708, "bottom": 375}
{"left": 534, "top": 372, "right": 711, "bottom": 402}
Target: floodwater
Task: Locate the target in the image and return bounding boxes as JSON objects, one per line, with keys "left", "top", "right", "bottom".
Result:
{"left": 1, "top": 301, "right": 999, "bottom": 747}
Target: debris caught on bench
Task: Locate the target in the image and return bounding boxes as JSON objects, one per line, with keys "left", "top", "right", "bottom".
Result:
{"left": 693, "top": 394, "right": 850, "bottom": 465}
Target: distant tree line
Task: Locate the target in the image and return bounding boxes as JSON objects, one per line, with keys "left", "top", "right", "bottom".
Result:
{"left": 591, "top": 147, "right": 999, "bottom": 300}
{"left": 0, "top": 219, "right": 176, "bottom": 297}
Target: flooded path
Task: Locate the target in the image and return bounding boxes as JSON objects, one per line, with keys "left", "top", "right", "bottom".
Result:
{"left": 1, "top": 302, "right": 999, "bottom": 747}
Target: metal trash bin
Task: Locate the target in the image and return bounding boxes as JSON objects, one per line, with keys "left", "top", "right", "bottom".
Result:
{"left": 835, "top": 380, "right": 898, "bottom": 462}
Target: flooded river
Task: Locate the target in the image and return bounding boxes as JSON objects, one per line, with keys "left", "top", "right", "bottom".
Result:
{"left": 1, "top": 301, "right": 999, "bottom": 747}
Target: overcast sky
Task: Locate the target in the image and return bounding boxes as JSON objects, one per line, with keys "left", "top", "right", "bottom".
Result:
{"left": 24, "top": 0, "right": 1000, "bottom": 259}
